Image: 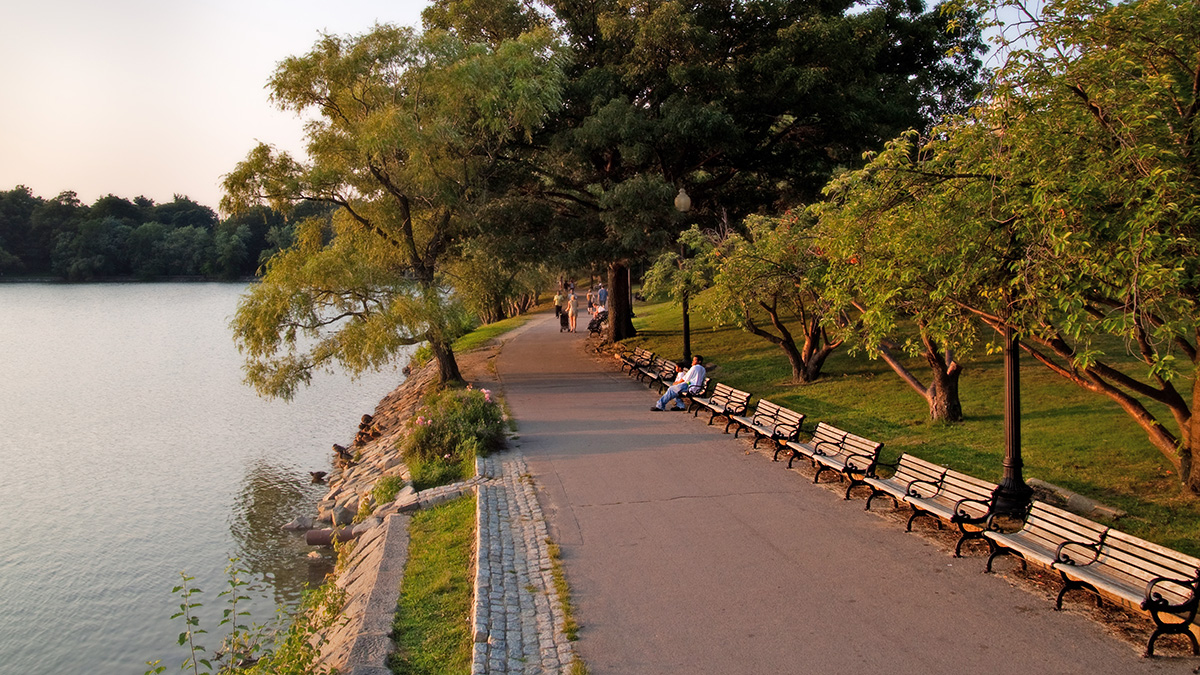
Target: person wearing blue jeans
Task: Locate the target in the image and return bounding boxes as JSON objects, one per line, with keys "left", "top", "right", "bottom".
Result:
{"left": 652, "top": 355, "right": 705, "bottom": 411}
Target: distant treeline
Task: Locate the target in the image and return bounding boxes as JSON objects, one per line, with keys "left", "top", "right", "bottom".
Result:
{"left": 0, "top": 186, "right": 331, "bottom": 281}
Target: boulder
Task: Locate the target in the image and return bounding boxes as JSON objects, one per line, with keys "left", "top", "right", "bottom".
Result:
{"left": 282, "top": 516, "right": 314, "bottom": 532}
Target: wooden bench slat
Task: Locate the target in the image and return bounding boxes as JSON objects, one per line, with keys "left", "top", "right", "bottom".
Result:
{"left": 688, "top": 383, "right": 751, "bottom": 433}
{"left": 1052, "top": 528, "right": 1200, "bottom": 656}
{"left": 784, "top": 421, "right": 883, "bottom": 500}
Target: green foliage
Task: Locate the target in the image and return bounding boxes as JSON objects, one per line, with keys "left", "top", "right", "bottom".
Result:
{"left": 697, "top": 211, "right": 844, "bottom": 382}
{"left": 224, "top": 23, "right": 567, "bottom": 391}
{"left": 0, "top": 186, "right": 303, "bottom": 280}
{"left": 149, "top": 558, "right": 345, "bottom": 675}
{"left": 402, "top": 386, "right": 504, "bottom": 489}
{"left": 389, "top": 495, "right": 475, "bottom": 675}
{"left": 371, "top": 475, "right": 407, "bottom": 506}
{"left": 641, "top": 225, "right": 716, "bottom": 304}
{"left": 812, "top": 0, "right": 1200, "bottom": 487}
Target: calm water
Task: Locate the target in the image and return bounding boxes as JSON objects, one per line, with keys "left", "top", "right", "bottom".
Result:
{"left": 0, "top": 283, "right": 407, "bottom": 674}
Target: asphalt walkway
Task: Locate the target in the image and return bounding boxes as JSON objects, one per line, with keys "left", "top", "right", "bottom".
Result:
{"left": 495, "top": 310, "right": 1186, "bottom": 674}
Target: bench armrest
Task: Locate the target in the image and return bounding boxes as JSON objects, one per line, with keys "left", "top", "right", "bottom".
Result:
{"left": 950, "top": 497, "right": 991, "bottom": 526}
{"left": 1141, "top": 572, "right": 1200, "bottom": 617}
{"left": 772, "top": 422, "right": 800, "bottom": 441}
{"left": 844, "top": 451, "right": 878, "bottom": 475}
{"left": 812, "top": 439, "right": 841, "bottom": 457}
{"left": 903, "top": 478, "right": 941, "bottom": 500}
{"left": 1054, "top": 538, "right": 1104, "bottom": 567}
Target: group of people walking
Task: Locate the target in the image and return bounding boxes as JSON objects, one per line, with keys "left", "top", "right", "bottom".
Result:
{"left": 554, "top": 282, "right": 608, "bottom": 333}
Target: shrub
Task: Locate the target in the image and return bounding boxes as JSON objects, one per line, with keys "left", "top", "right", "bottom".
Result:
{"left": 401, "top": 386, "right": 504, "bottom": 489}
{"left": 371, "top": 474, "right": 406, "bottom": 506}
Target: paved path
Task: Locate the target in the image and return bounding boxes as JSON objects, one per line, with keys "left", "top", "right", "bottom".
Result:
{"left": 493, "top": 310, "right": 1189, "bottom": 674}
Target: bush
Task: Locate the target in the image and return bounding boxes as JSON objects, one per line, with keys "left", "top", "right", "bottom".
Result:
{"left": 371, "top": 474, "right": 407, "bottom": 506}
{"left": 401, "top": 387, "right": 504, "bottom": 489}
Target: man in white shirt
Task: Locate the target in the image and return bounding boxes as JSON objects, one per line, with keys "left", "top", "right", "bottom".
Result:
{"left": 651, "top": 355, "right": 705, "bottom": 411}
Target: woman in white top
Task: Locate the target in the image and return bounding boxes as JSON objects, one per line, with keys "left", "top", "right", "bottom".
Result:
{"left": 566, "top": 294, "right": 578, "bottom": 332}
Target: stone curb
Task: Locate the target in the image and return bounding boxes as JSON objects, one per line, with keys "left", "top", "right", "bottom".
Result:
{"left": 471, "top": 454, "right": 577, "bottom": 674}
{"left": 321, "top": 451, "right": 572, "bottom": 673}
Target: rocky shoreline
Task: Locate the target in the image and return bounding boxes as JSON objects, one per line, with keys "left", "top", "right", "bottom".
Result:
{"left": 289, "top": 346, "right": 508, "bottom": 673}
{"left": 311, "top": 360, "right": 438, "bottom": 531}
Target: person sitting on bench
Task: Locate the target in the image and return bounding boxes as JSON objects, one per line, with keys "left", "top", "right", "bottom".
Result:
{"left": 651, "top": 355, "right": 705, "bottom": 411}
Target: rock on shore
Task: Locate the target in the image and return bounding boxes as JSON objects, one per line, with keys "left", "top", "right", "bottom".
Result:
{"left": 312, "top": 358, "right": 439, "bottom": 528}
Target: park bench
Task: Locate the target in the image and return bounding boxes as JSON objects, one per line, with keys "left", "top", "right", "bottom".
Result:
{"left": 898, "top": 467, "right": 1001, "bottom": 557}
{"left": 982, "top": 500, "right": 1110, "bottom": 574}
{"left": 636, "top": 356, "right": 676, "bottom": 390}
{"left": 678, "top": 377, "right": 711, "bottom": 408}
{"left": 1052, "top": 528, "right": 1200, "bottom": 656}
{"left": 619, "top": 347, "right": 655, "bottom": 375}
{"left": 729, "top": 400, "right": 806, "bottom": 451}
{"left": 687, "top": 383, "right": 751, "bottom": 432}
{"left": 862, "top": 453, "right": 949, "bottom": 512}
{"left": 783, "top": 422, "right": 884, "bottom": 500}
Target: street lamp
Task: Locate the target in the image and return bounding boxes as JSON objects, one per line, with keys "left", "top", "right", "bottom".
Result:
{"left": 675, "top": 188, "right": 693, "bottom": 363}
{"left": 991, "top": 325, "right": 1033, "bottom": 519}
{"left": 674, "top": 188, "right": 692, "bottom": 214}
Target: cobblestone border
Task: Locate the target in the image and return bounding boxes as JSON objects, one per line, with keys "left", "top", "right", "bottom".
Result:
{"left": 325, "top": 452, "right": 575, "bottom": 674}
{"left": 473, "top": 454, "right": 577, "bottom": 674}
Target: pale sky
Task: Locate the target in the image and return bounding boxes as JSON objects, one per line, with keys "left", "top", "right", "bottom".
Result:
{"left": 0, "top": 0, "right": 430, "bottom": 212}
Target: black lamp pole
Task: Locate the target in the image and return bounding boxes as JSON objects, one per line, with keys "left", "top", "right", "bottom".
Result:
{"left": 675, "top": 188, "right": 693, "bottom": 364}
{"left": 991, "top": 324, "right": 1033, "bottom": 518}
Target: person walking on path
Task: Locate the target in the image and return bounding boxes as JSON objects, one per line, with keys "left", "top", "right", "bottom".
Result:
{"left": 652, "top": 355, "right": 705, "bottom": 411}
{"left": 553, "top": 290, "right": 563, "bottom": 318}
{"left": 596, "top": 283, "right": 607, "bottom": 310}
{"left": 566, "top": 293, "right": 578, "bottom": 332}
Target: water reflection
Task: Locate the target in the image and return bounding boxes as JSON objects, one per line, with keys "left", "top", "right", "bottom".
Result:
{"left": 229, "top": 458, "right": 335, "bottom": 607}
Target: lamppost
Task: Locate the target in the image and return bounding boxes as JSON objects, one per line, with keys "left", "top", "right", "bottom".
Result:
{"left": 674, "top": 188, "right": 693, "bottom": 363}
{"left": 992, "top": 325, "right": 1033, "bottom": 519}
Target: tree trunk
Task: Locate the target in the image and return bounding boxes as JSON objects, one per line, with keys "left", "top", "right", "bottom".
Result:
{"left": 928, "top": 363, "right": 964, "bottom": 422}
{"left": 875, "top": 337, "right": 963, "bottom": 423}
{"left": 607, "top": 261, "right": 637, "bottom": 342}
{"left": 428, "top": 333, "right": 463, "bottom": 384}
{"left": 1187, "top": 368, "right": 1200, "bottom": 493}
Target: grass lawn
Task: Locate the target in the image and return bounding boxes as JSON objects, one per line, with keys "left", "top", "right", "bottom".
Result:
{"left": 454, "top": 310, "right": 539, "bottom": 353}
{"left": 389, "top": 495, "right": 476, "bottom": 675}
{"left": 622, "top": 298, "right": 1200, "bottom": 556}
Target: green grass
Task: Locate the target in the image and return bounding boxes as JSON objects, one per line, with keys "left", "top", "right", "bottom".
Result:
{"left": 454, "top": 311, "right": 538, "bottom": 353}
{"left": 390, "top": 495, "right": 476, "bottom": 675}
{"left": 625, "top": 297, "right": 1200, "bottom": 556}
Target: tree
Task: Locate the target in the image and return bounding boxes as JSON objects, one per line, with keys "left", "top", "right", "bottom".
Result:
{"left": 643, "top": 224, "right": 717, "bottom": 363}
{"left": 223, "top": 24, "right": 566, "bottom": 396}
{"left": 0, "top": 186, "right": 41, "bottom": 273}
{"left": 517, "top": 0, "right": 985, "bottom": 343}
{"left": 701, "top": 213, "right": 844, "bottom": 383}
{"left": 815, "top": 0, "right": 1200, "bottom": 490}
{"left": 815, "top": 151, "right": 973, "bottom": 423}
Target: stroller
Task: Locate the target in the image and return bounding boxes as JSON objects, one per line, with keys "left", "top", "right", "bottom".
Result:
{"left": 587, "top": 310, "right": 608, "bottom": 337}
{"left": 560, "top": 311, "right": 571, "bottom": 332}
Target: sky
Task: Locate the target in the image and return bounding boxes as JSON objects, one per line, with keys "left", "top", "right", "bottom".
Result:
{"left": 0, "top": 0, "right": 431, "bottom": 212}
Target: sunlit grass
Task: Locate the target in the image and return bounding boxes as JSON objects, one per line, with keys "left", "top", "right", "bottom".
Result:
{"left": 389, "top": 495, "right": 476, "bottom": 675}
{"left": 625, "top": 297, "right": 1200, "bottom": 555}
{"left": 454, "top": 310, "right": 540, "bottom": 353}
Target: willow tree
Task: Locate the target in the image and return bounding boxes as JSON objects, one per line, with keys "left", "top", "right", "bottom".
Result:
{"left": 815, "top": 0, "right": 1200, "bottom": 490}
{"left": 222, "top": 24, "right": 565, "bottom": 397}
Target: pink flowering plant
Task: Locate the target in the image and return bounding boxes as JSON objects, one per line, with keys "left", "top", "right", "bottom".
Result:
{"left": 401, "top": 386, "right": 504, "bottom": 489}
